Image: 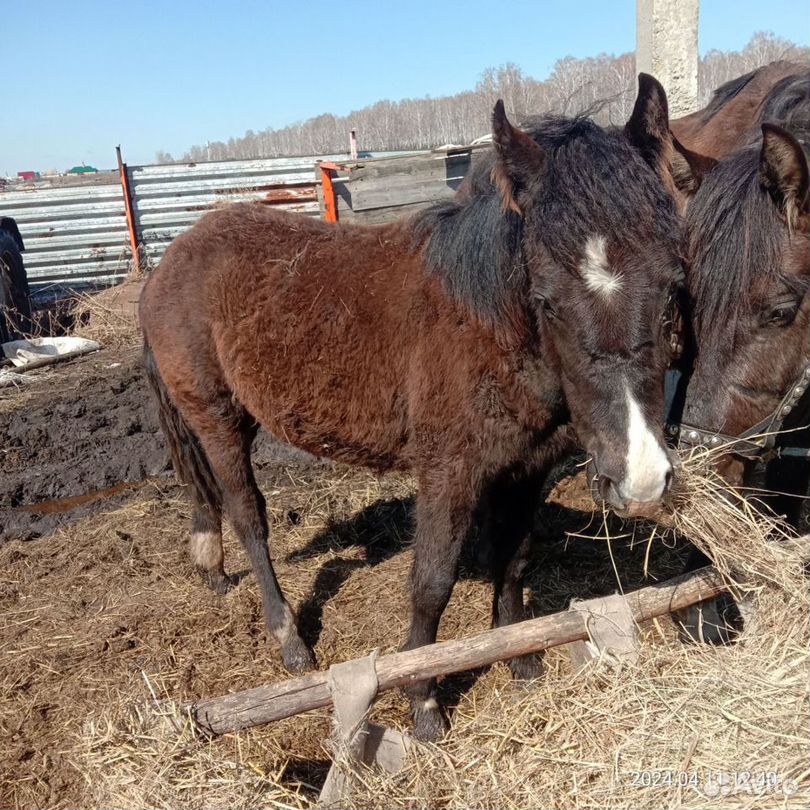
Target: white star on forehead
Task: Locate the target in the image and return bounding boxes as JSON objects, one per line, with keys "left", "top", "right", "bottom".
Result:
{"left": 580, "top": 234, "right": 623, "bottom": 297}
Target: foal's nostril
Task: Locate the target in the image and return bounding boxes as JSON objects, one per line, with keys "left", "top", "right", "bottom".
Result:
{"left": 597, "top": 474, "right": 626, "bottom": 510}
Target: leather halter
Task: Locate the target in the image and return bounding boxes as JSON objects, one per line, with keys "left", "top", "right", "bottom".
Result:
{"left": 667, "top": 361, "right": 810, "bottom": 462}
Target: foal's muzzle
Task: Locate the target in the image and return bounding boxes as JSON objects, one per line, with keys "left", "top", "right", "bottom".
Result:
{"left": 591, "top": 458, "right": 674, "bottom": 519}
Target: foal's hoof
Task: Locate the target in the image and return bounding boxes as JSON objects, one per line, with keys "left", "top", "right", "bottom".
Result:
{"left": 675, "top": 595, "right": 742, "bottom": 646}
{"left": 508, "top": 652, "right": 543, "bottom": 682}
{"left": 282, "top": 636, "right": 317, "bottom": 674}
{"left": 412, "top": 700, "right": 449, "bottom": 742}
{"left": 199, "top": 569, "right": 234, "bottom": 596}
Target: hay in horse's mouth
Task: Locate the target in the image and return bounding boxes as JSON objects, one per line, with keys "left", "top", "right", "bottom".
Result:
{"left": 657, "top": 444, "right": 808, "bottom": 598}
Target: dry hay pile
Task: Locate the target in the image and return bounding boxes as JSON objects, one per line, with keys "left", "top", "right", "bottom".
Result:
{"left": 66, "top": 281, "right": 144, "bottom": 349}
{"left": 2, "top": 445, "right": 807, "bottom": 808}
{"left": 303, "top": 449, "right": 809, "bottom": 810}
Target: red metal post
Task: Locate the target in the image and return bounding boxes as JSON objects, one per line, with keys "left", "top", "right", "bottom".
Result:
{"left": 319, "top": 162, "right": 339, "bottom": 223}
{"left": 116, "top": 145, "right": 141, "bottom": 272}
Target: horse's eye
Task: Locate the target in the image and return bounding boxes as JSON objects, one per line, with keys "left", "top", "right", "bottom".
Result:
{"left": 762, "top": 300, "right": 798, "bottom": 327}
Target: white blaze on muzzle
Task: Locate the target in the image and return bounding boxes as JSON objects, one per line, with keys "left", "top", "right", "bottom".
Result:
{"left": 620, "top": 386, "right": 671, "bottom": 503}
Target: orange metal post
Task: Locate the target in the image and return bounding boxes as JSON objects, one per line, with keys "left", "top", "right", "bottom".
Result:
{"left": 116, "top": 145, "right": 141, "bottom": 272}
{"left": 319, "top": 162, "right": 339, "bottom": 223}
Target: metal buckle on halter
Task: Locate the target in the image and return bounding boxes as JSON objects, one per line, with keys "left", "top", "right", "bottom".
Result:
{"left": 667, "top": 361, "right": 810, "bottom": 462}
{"left": 666, "top": 422, "right": 769, "bottom": 460}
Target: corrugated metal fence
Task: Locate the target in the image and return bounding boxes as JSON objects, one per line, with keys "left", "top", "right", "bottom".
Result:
{"left": 1, "top": 180, "right": 130, "bottom": 287}
{"left": 0, "top": 149, "right": 469, "bottom": 289}
{"left": 1, "top": 153, "right": 351, "bottom": 289}
{"left": 131, "top": 155, "right": 348, "bottom": 268}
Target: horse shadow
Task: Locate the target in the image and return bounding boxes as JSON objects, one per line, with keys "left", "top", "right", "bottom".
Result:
{"left": 287, "top": 482, "right": 689, "bottom": 726}
{"left": 286, "top": 494, "right": 415, "bottom": 649}
{"left": 287, "top": 492, "right": 491, "bottom": 716}
{"left": 523, "top": 499, "right": 690, "bottom": 618}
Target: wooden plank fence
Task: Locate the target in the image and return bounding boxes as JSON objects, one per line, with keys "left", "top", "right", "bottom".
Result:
{"left": 319, "top": 144, "right": 491, "bottom": 225}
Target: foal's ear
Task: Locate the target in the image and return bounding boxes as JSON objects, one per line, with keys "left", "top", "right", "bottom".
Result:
{"left": 625, "top": 73, "right": 672, "bottom": 174}
{"left": 491, "top": 99, "right": 545, "bottom": 215}
{"left": 671, "top": 136, "right": 718, "bottom": 195}
{"left": 759, "top": 123, "right": 809, "bottom": 230}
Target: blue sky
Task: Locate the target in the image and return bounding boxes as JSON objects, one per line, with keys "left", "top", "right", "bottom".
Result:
{"left": 1, "top": 0, "right": 807, "bottom": 173}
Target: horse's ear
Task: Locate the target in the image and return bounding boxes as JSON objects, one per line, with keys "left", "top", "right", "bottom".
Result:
{"left": 759, "top": 123, "right": 809, "bottom": 229}
{"left": 625, "top": 73, "right": 672, "bottom": 174}
{"left": 671, "top": 136, "right": 718, "bottom": 195}
{"left": 491, "top": 99, "right": 544, "bottom": 215}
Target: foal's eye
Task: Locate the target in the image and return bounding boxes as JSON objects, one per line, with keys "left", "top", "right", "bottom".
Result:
{"left": 537, "top": 296, "right": 557, "bottom": 319}
{"left": 761, "top": 300, "right": 798, "bottom": 328}
{"left": 662, "top": 285, "right": 679, "bottom": 321}
{"left": 662, "top": 287, "right": 684, "bottom": 359}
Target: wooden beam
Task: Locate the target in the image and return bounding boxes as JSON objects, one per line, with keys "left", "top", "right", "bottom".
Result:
{"left": 191, "top": 566, "right": 725, "bottom": 736}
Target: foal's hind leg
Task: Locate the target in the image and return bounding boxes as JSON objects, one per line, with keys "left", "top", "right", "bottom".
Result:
{"left": 188, "top": 421, "right": 259, "bottom": 595}
{"left": 190, "top": 501, "right": 229, "bottom": 595}
{"left": 487, "top": 472, "right": 544, "bottom": 680}
{"left": 186, "top": 398, "right": 315, "bottom": 673}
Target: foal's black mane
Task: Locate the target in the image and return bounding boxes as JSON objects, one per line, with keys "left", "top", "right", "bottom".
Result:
{"left": 413, "top": 115, "right": 677, "bottom": 325}
{"left": 688, "top": 73, "right": 809, "bottom": 329}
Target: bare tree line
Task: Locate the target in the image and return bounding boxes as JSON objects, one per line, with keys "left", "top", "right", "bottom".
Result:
{"left": 156, "top": 32, "right": 807, "bottom": 164}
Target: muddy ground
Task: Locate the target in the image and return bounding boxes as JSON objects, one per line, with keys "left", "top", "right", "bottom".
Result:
{"left": 0, "top": 340, "right": 700, "bottom": 808}
{"left": 0, "top": 346, "right": 331, "bottom": 542}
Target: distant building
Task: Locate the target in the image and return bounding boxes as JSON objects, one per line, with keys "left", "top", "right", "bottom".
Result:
{"left": 67, "top": 164, "right": 98, "bottom": 174}
{"left": 17, "top": 170, "right": 39, "bottom": 180}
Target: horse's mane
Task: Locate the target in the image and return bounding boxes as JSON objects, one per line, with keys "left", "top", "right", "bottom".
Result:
{"left": 689, "top": 70, "right": 810, "bottom": 329}
{"left": 760, "top": 73, "right": 810, "bottom": 148}
{"left": 413, "top": 115, "right": 678, "bottom": 328}
{"left": 697, "top": 67, "right": 763, "bottom": 124}
{"left": 688, "top": 151, "right": 781, "bottom": 324}
{"left": 688, "top": 149, "right": 809, "bottom": 331}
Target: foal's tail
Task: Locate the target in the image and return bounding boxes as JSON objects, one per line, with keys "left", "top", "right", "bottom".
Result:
{"left": 143, "top": 341, "right": 222, "bottom": 514}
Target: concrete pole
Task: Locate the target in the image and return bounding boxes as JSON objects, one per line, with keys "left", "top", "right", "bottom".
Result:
{"left": 636, "top": 0, "right": 699, "bottom": 117}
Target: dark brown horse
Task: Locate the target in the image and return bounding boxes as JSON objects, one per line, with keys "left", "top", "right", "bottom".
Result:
{"left": 140, "top": 77, "right": 684, "bottom": 739}
{"left": 673, "top": 71, "right": 809, "bottom": 643}
{"left": 671, "top": 60, "right": 803, "bottom": 159}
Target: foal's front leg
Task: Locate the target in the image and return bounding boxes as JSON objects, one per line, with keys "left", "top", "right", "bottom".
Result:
{"left": 674, "top": 547, "right": 743, "bottom": 645}
{"left": 402, "top": 481, "right": 475, "bottom": 741}
{"left": 488, "top": 471, "right": 546, "bottom": 680}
